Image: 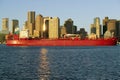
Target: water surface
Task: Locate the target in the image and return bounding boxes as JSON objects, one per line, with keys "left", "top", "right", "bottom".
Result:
{"left": 0, "top": 45, "right": 120, "bottom": 80}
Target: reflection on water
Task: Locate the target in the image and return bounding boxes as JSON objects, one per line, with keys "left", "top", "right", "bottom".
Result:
{"left": 39, "top": 48, "right": 50, "bottom": 80}
{"left": 0, "top": 46, "right": 120, "bottom": 79}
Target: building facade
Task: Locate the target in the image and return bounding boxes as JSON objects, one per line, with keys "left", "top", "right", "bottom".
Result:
{"left": 107, "top": 19, "right": 117, "bottom": 37}
{"left": 79, "top": 28, "right": 87, "bottom": 39}
{"left": 72, "top": 26, "right": 77, "bottom": 34}
{"left": 90, "top": 24, "right": 96, "bottom": 34}
{"left": 64, "top": 18, "right": 73, "bottom": 34}
{"left": 49, "top": 17, "right": 60, "bottom": 39}
{"left": 43, "top": 17, "right": 51, "bottom": 38}
{"left": 2, "top": 18, "right": 9, "bottom": 31}
{"left": 11, "top": 19, "right": 19, "bottom": 34}
{"left": 94, "top": 17, "right": 101, "bottom": 38}
{"left": 103, "top": 17, "right": 109, "bottom": 34}
{"left": 116, "top": 21, "right": 120, "bottom": 37}
{"left": 60, "top": 26, "right": 67, "bottom": 38}
{"left": 27, "top": 11, "right": 35, "bottom": 37}
{"left": 1, "top": 18, "right": 9, "bottom": 34}
{"left": 34, "top": 14, "right": 44, "bottom": 37}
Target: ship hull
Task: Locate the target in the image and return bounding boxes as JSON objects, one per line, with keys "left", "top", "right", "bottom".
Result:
{"left": 6, "top": 38, "right": 117, "bottom": 46}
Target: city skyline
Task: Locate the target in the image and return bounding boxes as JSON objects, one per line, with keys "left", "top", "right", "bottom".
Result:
{"left": 0, "top": 0, "right": 120, "bottom": 33}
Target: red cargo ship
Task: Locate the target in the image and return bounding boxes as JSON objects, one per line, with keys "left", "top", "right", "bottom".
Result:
{"left": 6, "top": 35, "right": 117, "bottom": 46}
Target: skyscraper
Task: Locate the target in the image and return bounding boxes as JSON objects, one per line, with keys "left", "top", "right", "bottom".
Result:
{"left": 72, "top": 26, "right": 77, "bottom": 34}
{"left": 64, "top": 18, "right": 73, "bottom": 34}
{"left": 60, "top": 26, "right": 67, "bottom": 37}
{"left": 79, "top": 28, "right": 87, "bottom": 39}
{"left": 28, "top": 11, "right": 35, "bottom": 23}
{"left": 27, "top": 11, "right": 35, "bottom": 37}
{"left": 34, "top": 14, "right": 44, "bottom": 37}
{"left": 43, "top": 17, "right": 51, "bottom": 38}
{"left": 49, "top": 17, "right": 60, "bottom": 39}
{"left": 94, "top": 17, "right": 101, "bottom": 38}
{"left": 90, "top": 24, "right": 96, "bottom": 34}
{"left": 116, "top": 21, "right": 120, "bottom": 37}
{"left": 2, "top": 18, "right": 9, "bottom": 31}
{"left": 11, "top": 19, "right": 19, "bottom": 34}
{"left": 107, "top": 19, "right": 117, "bottom": 36}
{"left": 103, "top": 17, "right": 109, "bottom": 35}
{"left": 1, "top": 18, "right": 9, "bottom": 34}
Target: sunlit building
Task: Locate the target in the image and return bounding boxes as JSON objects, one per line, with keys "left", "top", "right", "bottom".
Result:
{"left": 60, "top": 26, "right": 67, "bottom": 37}
{"left": 27, "top": 11, "right": 35, "bottom": 37}
{"left": 90, "top": 24, "right": 96, "bottom": 34}
{"left": 2, "top": 18, "right": 9, "bottom": 31}
{"left": 107, "top": 19, "right": 117, "bottom": 37}
{"left": 94, "top": 17, "right": 101, "bottom": 38}
{"left": 1, "top": 18, "right": 9, "bottom": 34}
{"left": 34, "top": 14, "right": 44, "bottom": 37}
{"left": 49, "top": 17, "right": 60, "bottom": 39}
{"left": 43, "top": 17, "right": 51, "bottom": 38}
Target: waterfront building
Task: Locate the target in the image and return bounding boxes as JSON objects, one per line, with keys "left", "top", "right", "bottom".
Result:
{"left": 103, "top": 17, "right": 119, "bottom": 37}
{"left": 28, "top": 23, "right": 34, "bottom": 37}
{"left": 27, "top": 11, "right": 35, "bottom": 37}
{"left": 94, "top": 17, "right": 101, "bottom": 38}
{"left": 28, "top": 11, "right": 35, "bottom": 23}
{"left": 34, "top": 14, "right": 44, "bottom": 38}
{"left": 79, "top": 28, "right": 87, "bottom": 39}
{"left": 49, "top": 17, "right": 60, "bottom": 39}
{"left": 107, "top": 19, "right": 117, "bottom": 37}
{"left": 2, "top": 18, "right": 9, "bottom": 31}
{"left": 23, "top": 21, "right": 28, "bottom": 29}
{"left": 43, "top": 17, "right": 51, "bottom": 38}
{"left": 64, "top": 18, "right": 74, "bottom": 34}
{"left": 116, "top": 20, "right": 120, "bottom": 38}
{"left": 116, "top": 21, "right": 120, "bottom": 41}
{"left": 103, "top": 17, "right": 109, "bottom": 34}
{"left": 72, "top": 26, "right": 77, "bottom": 34}
{"left": 11, "top": 19, "right": 19, "bottom": 34}
{"left": 1, "top": 18, "right": 9, "bottom": 34}
{"left": 60, "top": 26, "right": 67, "bottom": 38}
{"left": 90, "top": 24, "right": 96, "bottom": 34}
{"left": 104, "top": 30, "right": 112, "bottom": 38}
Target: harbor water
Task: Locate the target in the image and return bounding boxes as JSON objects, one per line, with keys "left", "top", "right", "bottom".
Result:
{"left": 0, "top": 45, "right": 120, "bottom": 80}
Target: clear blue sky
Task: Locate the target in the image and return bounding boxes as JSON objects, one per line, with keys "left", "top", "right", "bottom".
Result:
{"left": 0, "top": 0, "right": 120, "bottom": 33}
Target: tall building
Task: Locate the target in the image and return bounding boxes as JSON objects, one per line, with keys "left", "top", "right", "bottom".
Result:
{"left": 116, "top": 21, "right": 120, "bottom": 37}
{"left": 107, "top": 19, "right": 117, "bottom": 36}
{"left": 23, "top": 21, "right": 28, "bottom": 29}
{"left": 64, "top": 18, "right": 73, "bottom": 34}
{"left": 103, "top": 17, "right": 109, "bottom": 34}
{"left": 116, "top": 21, "right": 120, "bottom": 41}
{"left": 34, "top": 14, "right": 44, "bottom": 37}
{"left": 72, "top": 26, "right": 77, "bottom": 34}
{"left": 94, "top": 17, "right": 101, "bottom": 38}
{"left": 2, "top": 18, "right": 9, "bottom": 31}
{"left": 28, "top": 11, "right": 35, "bottom": 23}
{"left": 79, "top": 28, "right": 87, "bottom": 39}
{"left": 11, "top": 19, "right": 19, "bottom": 34}
{"left": 43, "top": 17, "right": 51, "bottom": 38}
{"left": 1, "top": 18, "right": 9, "bottom": 34}
{"left": 60, "top": 26, "right": 67, "bottom": 37}
{"left": 27, "top": 11, "right": 35, "bottom": 37}
{"left": 49, "top": 17, "right": 60, "bottom": 39}
{"left": 90, "top": 24, "right": 96, "bottom": 34}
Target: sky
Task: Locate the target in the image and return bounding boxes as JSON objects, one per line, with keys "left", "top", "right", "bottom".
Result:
{"left": 0, "top": 0, "right": 120, "bottom": 33}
